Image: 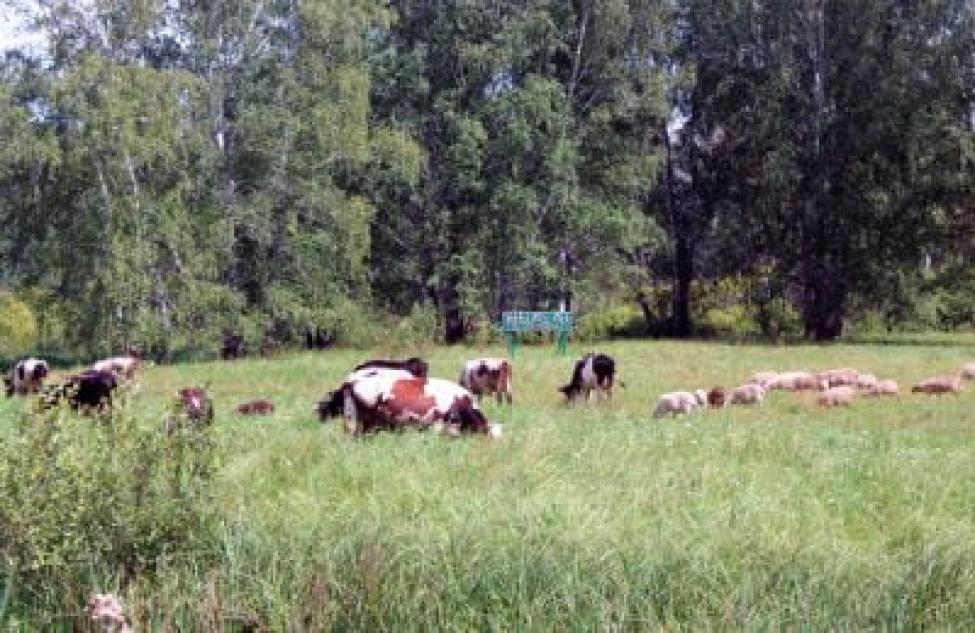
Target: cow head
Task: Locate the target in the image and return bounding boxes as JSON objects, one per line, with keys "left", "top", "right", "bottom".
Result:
{"left": 558, "top": 382, "right": 582, "bottom": 401}
{"left": 317, "top": 388, "right": 345, "bottom": 421}
{"left": 447, "top": 397, "right": 501, "bottom": 437}
{"left": 405, "top": 357, "right": 429, "bottom": 378}
{"left": 32, "top": 361, "right": 49, "bottom": 381}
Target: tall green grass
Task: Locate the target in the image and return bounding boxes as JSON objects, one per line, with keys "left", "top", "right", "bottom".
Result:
{"left": 3, "top": 339, "right": 975, "bottom": 629}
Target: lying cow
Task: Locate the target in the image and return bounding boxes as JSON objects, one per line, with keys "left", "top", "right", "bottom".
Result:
{"left": 237, "top": 399, "right": 275, "bottom": 415}
{"left": 91, "top": 352, "right": 141, "bottom": 380}
{"left": 317, "top": 368, "right": 501, "bottom": 438}
{"left": 912, "top": 375, "right": 963, "bottom": 395}
{"left": 40, "top": 369, "right": 118, "bottom": 413}
{"left": 458, "top": 358, "right": 513, "bottom": 405}
{"left": 652, "top": 390, "right": 706, "bottom": 418}
{"left": 560, "top": 353, "right": 618, "bottom": 403}
{"left": 353, "top": 357, "right": 428, "bottom": 378}
{"left": 5, "top": 357, "right": 50, "bottom": 396}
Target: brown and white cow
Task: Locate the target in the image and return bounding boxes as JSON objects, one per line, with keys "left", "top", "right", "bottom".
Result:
{"left": 317, "top": 368, "right": 501, "bottom": 438}
{"left": 559, "top": 353, "right": 618, "bottom": 403}
{"left": 458, "top": 357, "right": 513, "bottom": 405}
{"left": 91, "top": 352, "right": 141, "bottom": 380}
{"left": 5, "top": 357, "right": 50, "bottom": 397}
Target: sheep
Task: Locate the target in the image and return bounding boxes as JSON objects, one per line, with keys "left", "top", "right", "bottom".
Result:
{"left": 961, "top": 363, "right": 975, "bottom": 380}
{"left": 707, "top": 387, "right": 727, "bottom": 408}
{"left": 855, "top": 373, "right": 878, "bottom": 391}
{"left": 748, "top": 371, "right": 779, "bottom": 388}
{"left": 864, "top": 379, "right": 898, "bottom": 397}
{"left": 768, "top": 371, "right": 827, "bottom": 391}
{"left": 912, "top": 376, "right": 963, "bottom": 395}
{"left": 816, "top": 386, "right": 856, "bottom": 408}
{"left": 729, "top": 383, "right": 765, "bottom": 405}
{"left": 652, "top": 390, "right": 706, "bottom": 418}
{"left": 817, "top": 368, "right": 860, "bottom": 388}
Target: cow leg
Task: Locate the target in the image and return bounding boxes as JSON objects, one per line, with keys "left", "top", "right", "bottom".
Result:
{"left": 343, "top": 389, "right": 361, "bottom": 436}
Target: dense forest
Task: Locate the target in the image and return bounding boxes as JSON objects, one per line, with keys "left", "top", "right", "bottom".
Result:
{"left": 0, "top": 0, "right": 972, "bottom": 358}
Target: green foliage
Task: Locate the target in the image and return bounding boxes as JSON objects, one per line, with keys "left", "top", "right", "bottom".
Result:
{"left": 0, "top": 394, "right": 217, "bottom": 603}
{"left": 575, "top": 303, "right": 646, "bottom": 341}
{"left": 0, "top": 292, "right": 38, "bottom": 355}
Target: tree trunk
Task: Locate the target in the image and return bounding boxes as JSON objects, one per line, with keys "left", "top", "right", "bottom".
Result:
{"left": 803, "top": 258, "right": 845, "bottom": 341}
{"left": 672, "top": 232, "right": 693, "bottom": 337}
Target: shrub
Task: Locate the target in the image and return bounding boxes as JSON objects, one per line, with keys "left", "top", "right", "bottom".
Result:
{"left": 575, "top": 304, "right": 646, "bottom": 341}
{"left": 701, "top": 305, "right": 760, "bottom": 339}
{"left": 0, "top": 292, "right": 39, "bottom": 355}
{"left": 0, "top": 392, "right": 217, "bottom": 603}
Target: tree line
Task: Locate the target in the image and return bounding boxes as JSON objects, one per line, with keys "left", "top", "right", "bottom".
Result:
{"left": 0, "top": 0, "right": 972, "bottom": 357}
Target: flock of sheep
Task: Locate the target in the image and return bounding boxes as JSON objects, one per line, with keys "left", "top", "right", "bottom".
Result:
{"left": 652, "top": 363, "right": 975, "bottom": 418}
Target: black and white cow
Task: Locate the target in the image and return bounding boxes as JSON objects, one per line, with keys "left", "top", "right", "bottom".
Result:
{"left": 352, "top": 357, "right": 429, "bottom": 378}
{"left": 5, "top": 357, "right": 50, "bottom": 397}
{"left": 40, "top": 369, "right": 119, "bottom": 413}
{"left": 559, "top": 353, "right": 619, "bottom": 403}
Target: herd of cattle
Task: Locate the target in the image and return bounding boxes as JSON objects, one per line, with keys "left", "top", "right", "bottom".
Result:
{"left": 3, "top": 349, "right": 973, "bottom": 437}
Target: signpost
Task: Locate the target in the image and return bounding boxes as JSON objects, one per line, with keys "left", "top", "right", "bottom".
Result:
{"left": 501, "top": 311, "right": 573, "bottom": 356}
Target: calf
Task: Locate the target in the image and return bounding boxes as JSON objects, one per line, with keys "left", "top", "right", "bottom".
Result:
{"left": 5, "top": 357, "right": 50, "bottom": 396}
{"left": 458, "top": 357, "right": 514, "bottom": 405}
{"left": 177, "top": 387, "right": 214, "bottom": 424}
{"left": 912, "top": 375, "right": 963, "bottom": 395}
{"left": 817, "top": 386, "right": 856, "bottom": 408}
{"left": 730, "top": 383, "right": 765, "bottom": 405}
{"left": 559, "top": 353, "right": 618, "bottom": 403}
{"left": 40, "top": 369, "right": 118, "bottom": 413}
{"left": 237, "top": 399, "right": 275, "bottom": 415}
{"left": 353, "top": 357, "right": 429, "bottom": 378}
{"left": 317, "top": 368, "right": 501, "bottom": 438}
{"left": 652, "top": 390, "right": 706, "bottom": 418}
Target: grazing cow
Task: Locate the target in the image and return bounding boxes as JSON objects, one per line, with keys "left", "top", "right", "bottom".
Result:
{"left": 864, "top": 379, "right": 898, "bottom": 397}
{"left": 221, "top": 332, "right": 246, "bottom": 360}
{"left": 91, "top": 352, "right": 141, "bottom": 380}
{"left": 817, "top": 386, "right": 856, "bottom": 408}
{"left": 652, "top": 390, "right": 706, "bottom": 418}
{"left": 87, "top": 593, "right": 133, "bottom": 633}
{"left": 353, "top": 357, "right": 429, "bottom": 378}
{"left": 730, "top": 383, "right": 766, "bottom": 405}
{"left": 912, "top": 375, "right": 963, "bottom": 395}
{"left": 317, "top": 368, "right": 501, "bottom": 438}
{"left": 458, "top": 357, "right": 514, "bottom": 405}
{"left": 816, "top": 368, "right": 859, "bottom": 388}
{"left": 560, "top": 353, "right": 618, "bottom": 403}
{"left": 961, "top": 363, "right": 975, "bottom": 380}
{"left": 767, "top": 371, "right": 827, "bottom": 392}
{"left": 5, "top": 357, "right": 50, "bottom": 396}
{"left": 177, "top": 387, "right": 214, "bottom": 424}
{"left": 237, "top": 399, "right": 275, "bottom": 415}
{"left": 707, "top": 387, "right": 727, "bottom": 408}
{"left": 40, "top": 369, "right": 118, "bottom": 413}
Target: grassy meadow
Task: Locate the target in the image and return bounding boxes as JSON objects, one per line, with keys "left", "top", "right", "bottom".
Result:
{"left": 4, "top": 338, "right": 975, "bottom": 629}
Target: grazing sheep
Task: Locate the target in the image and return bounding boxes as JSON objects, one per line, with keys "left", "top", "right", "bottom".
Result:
{"left": 817, "top": 368, "right": 859, "bottom": 388}
{"left": 748, "top": 371, "right": 779, "bottom": 387}
{"left": 855, "top": 373, "right": 879, "bottom": 391}
{"left": 652, "top": 391, "right": 704, "bottom": 418}
{"left": 768, "top": 371, "right": 826, "bottom": 391}
{"left": 961, "top": 363, "right": 975, "bottom": 380}
{"left": 707, "top": 387, "right": 727, "bottom": 408}
{"left": 817, "top": 386, "right": 856, "bottom": 408}
{"left": 912, "top": 376, "right": 963, "bottom": 395}
{"left": 730, "top": 383, "right": 765, "bottom": 405}
{"left": 864, "top": 379, "right": 899, "bottom": 397}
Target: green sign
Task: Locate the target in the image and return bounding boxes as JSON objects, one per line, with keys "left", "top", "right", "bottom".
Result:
{"left": 501, "top": 311, "right": 573, "bottom": 355}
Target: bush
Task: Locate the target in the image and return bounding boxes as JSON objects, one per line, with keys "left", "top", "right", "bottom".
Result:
{"left": 701, "top": 305, "right": 760, "bottom": 339}
{"left": 574, "top": 304, "right": 646, "bottom": 341}
{"left": 0, "top": 392, "right": 217, "bottom": 603}
{"left": 0, "top": 292, "right": 39, "bottom": 355}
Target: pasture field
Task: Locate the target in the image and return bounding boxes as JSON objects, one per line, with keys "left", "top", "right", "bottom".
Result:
{"left": 4, "top": 338, "right": 975, "bottom": 629}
